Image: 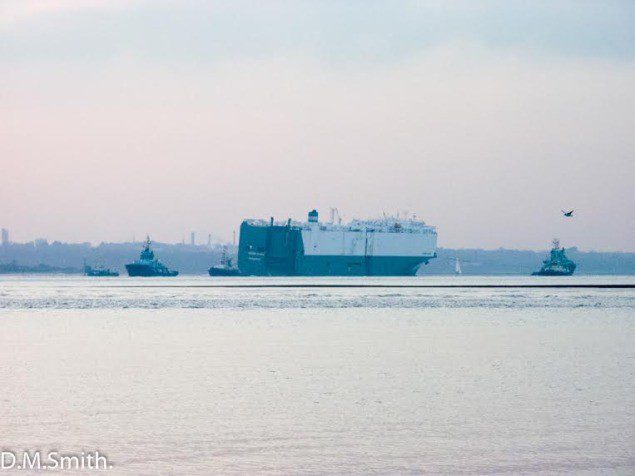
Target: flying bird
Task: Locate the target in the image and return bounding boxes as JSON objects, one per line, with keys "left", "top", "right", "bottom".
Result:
{"left": 562, "top": 210, "right": 574, "bottom": 217}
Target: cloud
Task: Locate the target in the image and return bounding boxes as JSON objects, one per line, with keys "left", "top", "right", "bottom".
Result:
{"left": 1, "top": 45, "right": 634, "bottom": 249}
{"left": 0, "top": 0, "right": 146, "bottom": 27}
{"left": 1, "top": 1, "right": 634, "bottom": 62}
{"left": 1, "top": 2, "right": 633, "bottom": 249}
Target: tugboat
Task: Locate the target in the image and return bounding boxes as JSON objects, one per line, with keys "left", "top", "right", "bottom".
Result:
{"left": 209, "top": 245, "right": 241, "bottom": 277}
{"left": 125, "top": 237, "right": 178, "bottom": 277}
{"left": 532, "top": 239, "right": 576, "bottom": 276}
{"left": 84, "top": 262, "right": 119, "bottom": 277}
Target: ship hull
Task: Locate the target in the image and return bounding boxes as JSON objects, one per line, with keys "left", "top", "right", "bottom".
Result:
{"left": 125, "top": 264, "right": 178, "bottom": 277}
{"left": 240, "top": 253, "right": 430, "bottom": 277}
{"left": 208, "top": 267, "right": 241, "bottom": 277}
{"left": 84, "top": 266, "right": 119, "bottom": 277}
{"left": 531, "top": 270, "right": 574, "bottom": 276}
{"left": 86, "top": 271, "right": 119, "bottom": 277}
{"left": 297, "top": 255, "right": 427, "bottom": 276}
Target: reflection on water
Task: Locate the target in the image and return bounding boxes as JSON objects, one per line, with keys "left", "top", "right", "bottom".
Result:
{"left": 0, "top": 275, "right": 634, "bottom": 309}
{"left": 0, "top": 276, "right": 633, "bottom": 474}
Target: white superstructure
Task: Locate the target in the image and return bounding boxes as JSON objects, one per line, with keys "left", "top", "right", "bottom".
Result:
{"left": 300, "top": 217, "right": 436, "bottom": 258}
{"left": 244, "top": 213, "right": 437, "bottom": 258}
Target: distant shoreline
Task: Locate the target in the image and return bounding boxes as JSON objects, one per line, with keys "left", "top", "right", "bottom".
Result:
{"left": 1, "top": 242, "right": 634, "bottom": 275}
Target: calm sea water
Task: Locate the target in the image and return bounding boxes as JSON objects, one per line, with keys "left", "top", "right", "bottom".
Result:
{"left": 1, "top": 276, "right": 633, "bottom": 474}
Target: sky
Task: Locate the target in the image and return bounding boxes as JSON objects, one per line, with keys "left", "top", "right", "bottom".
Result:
{"left": 1, "top": 0, "right": 634, "bottom": 250}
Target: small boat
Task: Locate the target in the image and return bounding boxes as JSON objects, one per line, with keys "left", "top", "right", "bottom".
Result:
{"left": 209, "top": 246, "right": 240, "bottom": 277}
{"left": 84, "top": 264, "right": 119, "bottom": 277}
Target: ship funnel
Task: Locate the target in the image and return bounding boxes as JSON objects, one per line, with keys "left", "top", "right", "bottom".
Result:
{"left": 308, "top": 209, "right": 318, "bottom": 223}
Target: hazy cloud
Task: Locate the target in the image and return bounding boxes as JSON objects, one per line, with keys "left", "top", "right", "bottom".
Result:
{"left": 0, "top": 0, "right": 149, "bottom": 27}
{"left": 1, "top": 2, "right": 634, "bottom": 249}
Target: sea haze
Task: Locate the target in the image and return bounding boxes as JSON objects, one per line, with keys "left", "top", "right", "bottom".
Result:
{"left": 1, "top": 276, "right": 633, "bottom": 474}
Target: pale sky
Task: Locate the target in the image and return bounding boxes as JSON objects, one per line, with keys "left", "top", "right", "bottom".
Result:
{"left": 1, "top": 0, "right": 634, "bottom": 250}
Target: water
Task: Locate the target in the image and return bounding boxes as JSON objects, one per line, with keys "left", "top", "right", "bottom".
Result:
{"left": 1, "top": 276, "right": 633, "bottom": 474}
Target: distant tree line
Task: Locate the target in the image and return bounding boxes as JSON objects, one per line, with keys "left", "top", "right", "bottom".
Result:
{"left": 0, "top": 241, "right": 633, "bottom": 275}
{"left": 0, "top": 241, "right": 224, "bottom": 275}
{"left": 425, "top": 247, "right": 635, "bottom": 275}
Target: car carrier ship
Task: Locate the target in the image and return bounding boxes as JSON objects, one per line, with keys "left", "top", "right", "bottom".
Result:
{"left": 237, "top": 209, "right": 437, "bottom": 276}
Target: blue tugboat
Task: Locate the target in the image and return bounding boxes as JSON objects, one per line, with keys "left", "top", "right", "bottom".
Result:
{"left": 532, "top": 239, "right": 576, "bottom": 276}
{"left": 125, "top": 237, "right": 178, "bottom": 277}
{"left": 208, "top": 246, "right": 241, "bottom": 277}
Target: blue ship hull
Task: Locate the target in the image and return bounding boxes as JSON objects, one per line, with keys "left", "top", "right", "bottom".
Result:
{"left": 531, "top": 269, "right": 574, "bottom": 276}
{"left": 208, "top": 266, "right": 241, "bottom": 277}
{"left": 296, "top": 255, "right": 426, "bottom": 276}
{"left": 125, "top": 264, "right": 178, "bottom": 277}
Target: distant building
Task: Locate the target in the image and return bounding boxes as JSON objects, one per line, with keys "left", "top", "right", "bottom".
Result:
{"left": 207, "top": 233, "right": 212, "bottom": 247}
{"left": 34, "top": 238, "right": 49, "bottom": 247}
{"left": 190, "top": 231, "right": 196, "bottom": 246}
{"left": 1, "top": 228, "right": 8, "bottom": 246}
